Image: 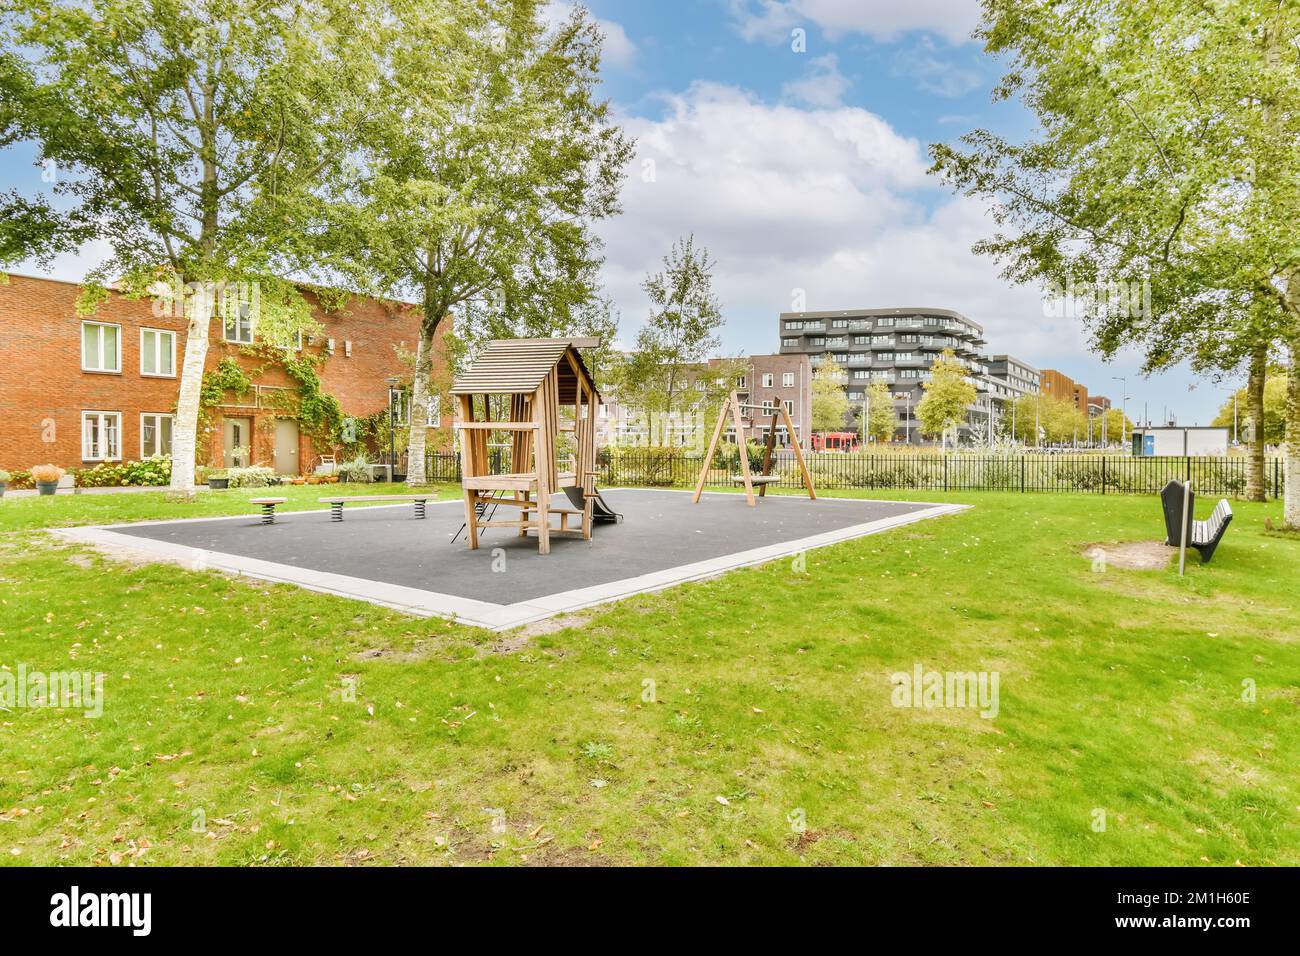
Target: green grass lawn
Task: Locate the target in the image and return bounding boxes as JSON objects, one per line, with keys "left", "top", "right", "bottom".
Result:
{"left": 0, "top": 485, "right": 1296, "bottom": 865}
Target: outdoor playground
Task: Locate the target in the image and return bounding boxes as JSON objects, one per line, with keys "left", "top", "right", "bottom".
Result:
{"left": 0, "top": 339, "right": 1296, "bottom": 867}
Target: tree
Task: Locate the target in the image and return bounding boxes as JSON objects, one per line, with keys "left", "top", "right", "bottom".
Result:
{"left": 930, "top": 0, "right": 1300, "bottom": 525}
{"left": 1213, "top": 370, "right": 1289, "bottom": 445}
{"left": 811, "top": 360, "right": 850, "bottom": 434}
{"left": 0, "top": 0, "right": 393, "bottom": 495}
{"left": 862, "top": 379, "right": 897, "bottom": 444}
{"left": 916, "top": 349, "right": 976, "bottom": 448}
{"left": 1098, "top": 407, "right": 1134, "bottom": 445}
{"left": 621, "top": 235, "right": 725, "bottom": 422}
{"left": 315, "top": 0, "right": 631, "bottom": 485}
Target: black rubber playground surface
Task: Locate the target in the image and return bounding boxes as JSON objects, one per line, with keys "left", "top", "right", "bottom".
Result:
{"left": 111, "top": 489, "right": 939, "bottom": 603}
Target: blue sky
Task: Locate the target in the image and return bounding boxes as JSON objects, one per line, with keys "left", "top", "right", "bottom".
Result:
{"left": 0, "top": 0, "right": 1234, "bottom": 425}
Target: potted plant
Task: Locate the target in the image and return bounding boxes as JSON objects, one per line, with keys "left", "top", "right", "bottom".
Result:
{"left": 207, "top": 469, "right": 230, "bottom": 490}
{"left": 31, "top": 464, "right": 64, "bottom": 496}
{"left": 0, "top": 469, "right": 9, "bottom": 497}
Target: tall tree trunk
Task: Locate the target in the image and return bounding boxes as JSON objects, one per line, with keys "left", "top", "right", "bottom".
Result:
{"left": 405, "top": 325, "right": 434, "bottom": 486}
{"left": 1245, "top": 340, "right": 1267, "bottom": 502}
{"left": 1285, "top": 329, "right": 1300, "bottom": 529}
{"left": 168, "top": 283, "right": 214, "bottom": 498}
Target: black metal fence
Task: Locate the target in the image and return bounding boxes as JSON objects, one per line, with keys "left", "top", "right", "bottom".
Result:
{"left": 426, "top": 450, "right": 1283, "bottom": 498}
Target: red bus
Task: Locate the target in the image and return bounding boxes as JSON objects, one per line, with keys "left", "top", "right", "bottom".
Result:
{"left": 811, "top": 431, "right": 859, "bottom": 452}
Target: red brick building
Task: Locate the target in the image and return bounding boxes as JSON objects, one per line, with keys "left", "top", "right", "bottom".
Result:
{"left": 0, "top": 273, "right": 453, "bottom": 474}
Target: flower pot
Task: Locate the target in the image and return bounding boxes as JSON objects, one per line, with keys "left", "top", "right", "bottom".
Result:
{"left": 37, "top": 481, "right": 58, "bottom": 496}
{"left": 208, "top": 477, "right": 229, "bottom": 490}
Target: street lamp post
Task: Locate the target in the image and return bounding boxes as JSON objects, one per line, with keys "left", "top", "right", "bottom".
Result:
{"left": 1112, "top": 376, "right": 1128, "bottom": 448}
{"left": 385, "top": 375, "right": 400, "bottom": 483}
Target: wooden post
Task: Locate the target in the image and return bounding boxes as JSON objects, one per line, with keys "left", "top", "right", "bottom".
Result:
{"left": 760, "top": 413, "right": 777, "bottom": 497}
{"left": 534, "top": 379, "right": 551, "bottom": 555}
{"left": 732, "top": 395, "right": 756, "bottom": 506}
{"left": 693, "top": 392, "right": 733, "bottom": 503}
{"left": 458, "top": 394, "right": 480, "bottom": 550}
{"left": 779, "top": 403, "right": 816, "bottom": 500}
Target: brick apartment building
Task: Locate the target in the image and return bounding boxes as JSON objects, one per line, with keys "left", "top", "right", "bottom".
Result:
{"left": 0, "top": 273, "right": 452, "bottom": 474}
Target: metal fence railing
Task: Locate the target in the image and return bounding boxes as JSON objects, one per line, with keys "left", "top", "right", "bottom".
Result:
{"left": 425, "top": 451, "right": 1283, "bottom": 499}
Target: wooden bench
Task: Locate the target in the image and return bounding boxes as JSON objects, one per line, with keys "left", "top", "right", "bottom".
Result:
{"left": 318, "top": 494, "right": 435, "bottom": 522}
{"left": 1159, "top": 480, "right": 1233, "bottom": 563}
{"left": 250, "top": 497, "right": 288, "bottom": 524}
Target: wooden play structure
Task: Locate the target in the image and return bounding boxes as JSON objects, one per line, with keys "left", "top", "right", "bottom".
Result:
{"left": 692, "top": 391, "right": 816, "bottom": 506}
{"left": 451, "top": 338, "right": 600, "bottom": 555}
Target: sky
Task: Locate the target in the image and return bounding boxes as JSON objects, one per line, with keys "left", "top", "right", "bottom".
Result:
{"left": 1, "top": 0, "right": 1238, "bottom": 425}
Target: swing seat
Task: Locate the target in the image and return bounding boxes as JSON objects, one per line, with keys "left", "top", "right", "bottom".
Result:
{"left": 734, "top": 475, "right": 780, "bottom": 485}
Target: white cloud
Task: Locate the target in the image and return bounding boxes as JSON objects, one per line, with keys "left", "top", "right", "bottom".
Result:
{"left": 731, "top": 0, "right": 983, "bottom": 46}
{"left": 781, "top": 53, "right": 851, "bottom": 108}
{"left": 544, "top": 2, "right": 636, "bottom": 68}
{"left": 892, "top": 37, "right": 983, "bottom": 98}
{"left": 601, "top": 82, "right": 1088, "bottom": 370}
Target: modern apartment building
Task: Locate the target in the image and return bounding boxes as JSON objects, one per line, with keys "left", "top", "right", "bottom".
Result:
{"left": 986, "top": 355, "right": 1041, "bottom": 402}
{"left": 778, "top": 307, "right": 998, "bottom": 443}
{"left": 0, "top": 273, "right": 453, "bottom": 473}
{"left": 597, "top": 352, "right": 813, "bottom": 450}
{"left": 1040, "top": 368, "right": 1092, "bottom": 414}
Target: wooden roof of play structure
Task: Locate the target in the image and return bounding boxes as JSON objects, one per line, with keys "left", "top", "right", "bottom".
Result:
{"left": 451, "top": 337, "right": 600, "bottom": 402}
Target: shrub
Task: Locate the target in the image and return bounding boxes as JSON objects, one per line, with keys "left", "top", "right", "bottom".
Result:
{"left": 75, "top": 455, "right": 172, "bottom": 488}
{"left": 0, "top": 469, "right": 10, "bottom": 482}
{"left": 225, "top": 466, "right": 278, "bottom": 488}
{"left": 30, "top": 464, "right": 65, "bottom": 483}
{"left": 336, "top": 456, "right": 373, "bottom": 483}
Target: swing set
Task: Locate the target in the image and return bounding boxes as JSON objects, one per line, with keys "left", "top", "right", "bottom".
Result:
{"left": 692, "top": 390, "right": 816, "bottom": 506}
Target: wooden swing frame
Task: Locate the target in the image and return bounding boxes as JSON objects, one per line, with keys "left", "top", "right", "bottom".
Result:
{"left": 691, "top": 390, "right": 816, "bottom": 506}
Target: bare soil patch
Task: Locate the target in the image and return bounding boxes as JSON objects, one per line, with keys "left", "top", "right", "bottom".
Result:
{"left": 1080, "top": 540, "right": 1172, "bottom": 571}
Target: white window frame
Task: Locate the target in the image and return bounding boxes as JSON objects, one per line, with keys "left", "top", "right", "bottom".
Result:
{"left": 784, "top": 400, "right": 794, "bottom": 414}
{"left": 736, "top": 375, "right": 747, "bottom": 389}
{"left": 139, "top": 327, "right": 177, "bottom": 378}
{"left": 782, "top": 372, "right": 795, "bottom": 387}
{"left": 425, "top": 393, "right": 441, "bottom": 428}
{"left": 223, "top": 301, "right": 255, "bottom": 344}
{"left": 81, "top": 410, "right": 122, "bottom": 462}
{"left": 761, "top": 373, "right": 774, "bottom": 388}
{"left": 140, "top": 412, "right": 174, "bottom": 458}
{"left": 81, "top": 321, "right": 122, "bottom": 374}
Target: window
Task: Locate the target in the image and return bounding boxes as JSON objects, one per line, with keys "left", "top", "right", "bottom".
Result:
{"left": 761, "top": 400, "right": 775, "bottom": 413}
{"left": 831, "top": 319, "right": 849, "bottom": 328}
{"left": 876, "top": 317, "right": 895, "bottom": 328}
{"left": 761, "top": 373, "right": 774, "bottom": 388}
{"left": 784, "top": 400, "right": 794, "bottom": 414}
{"left": 735, "top": 375, "right": 747, "bottom": 389}
{"left": 140, "top": 328, "right": 176, "bottom": 377}
{"left": 852, "top": 370, "right": 871, "bottom": 380}
{"left": 81, "top": 322, "right": 121, "bottom": 373}
{"left": 781, "top": 338, "right": 798, "bottom": 347}
{"left": 82, "top": 411, "right": 121, "bottom": 461}
{"left": 782, "top": 372, "right": 795, "bottom": 387}
{"left": 223, "top": 300, "right": 254, "bottom": 344}
{"left": 425, "top": 393, "right": 441, "bottom": 427}
{"left": 806, "top": 337, "right": 825, "bottom": 346}
{"left": 853, "top": 336, "right": 871, "bottom": 345}
{"left": 140, "top": 413, "right": 173, "bottom": 457}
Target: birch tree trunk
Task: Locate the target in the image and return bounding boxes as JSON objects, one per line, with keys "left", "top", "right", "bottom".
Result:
{"left": 405, "top": 324, "right": 434, "bottom": 486}
{"left": 168, "top": 284, "right": 214, "bottom": 498}
{"left": 1285, "top": 329, "right": 1300, "bottom": 529}
{"left": 1245, "top": 341, "right": 1267, "bottom": 502}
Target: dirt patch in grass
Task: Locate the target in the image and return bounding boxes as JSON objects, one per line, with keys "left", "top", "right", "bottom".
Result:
{"left": 475, "top": 611, "right": 593, "bottom": 656}
{"left": 1080, "top": 540, "right": 1172, "bottom": 571}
